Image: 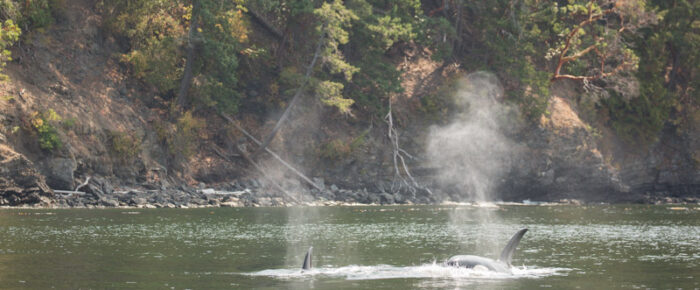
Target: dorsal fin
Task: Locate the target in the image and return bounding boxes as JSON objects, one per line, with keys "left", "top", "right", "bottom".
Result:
{"left": 499, "top": 228, "right": 528, "bottom": 266}
{"left": 301, "top": 247, "right": 313, "bottom": 270}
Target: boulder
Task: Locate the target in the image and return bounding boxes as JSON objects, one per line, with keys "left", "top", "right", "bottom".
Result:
{"left": 43, "top": 157, "right": 77, "bottom": 190}
{"left": 380, "top": 193, "right": 395, "bottom": 204}
{"left": 0, "top": 145, "right": 54, "bottom": 206}
{"left": 99, "top": 198, "right": 120, "bottom": 207}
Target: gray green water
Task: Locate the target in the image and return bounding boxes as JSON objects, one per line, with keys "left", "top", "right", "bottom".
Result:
{"left": 0, "top": 204, "right": 698, "bottom": 289}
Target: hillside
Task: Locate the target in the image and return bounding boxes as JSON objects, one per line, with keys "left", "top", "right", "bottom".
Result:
{"left": 0, "top": 0, "right": 697, "bottom": 207}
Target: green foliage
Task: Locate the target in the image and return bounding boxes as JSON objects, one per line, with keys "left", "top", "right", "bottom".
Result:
{"left": 108, "top": 130, "right": 142, "bottom": 162}
{"left": 598, "top": 0, "right": 699, "bottom": 145}
{"left": 601, "top": 89, "right": 668, "bottom": 145}
{"left": 318, "top": 138, "right": 351, "bottom": 160}
{"left": 315, "top": 0, "right": 359, "bottom": 82}
{"left": 93, "top": 0, "right": 696, "bottom": 149}
{"left": 106, "top": 1, "right": 187, "bottom": 93}
{"left": 318, "top": 128, "right": 369, "bottom": 160}
{"left": 453, "top": 1, "right": 552, "bottom": 122}
{"left": 172, "top": 111, "right": 205, "bottom": 159}
{"left": 546, "top": 0, "right": 649, "bottom": 80}
{"left": 349, "top": 127, "right": 369, "bottom": 149}
{"left": 0, "top": 19, "right": 20, "bottom": 80}
{"left": 122, "top": 36, "right": 184, "bottom": 93}
{"left": 418, "top": 16, "right": 455, "bottom": 61}
{"left": 30, "top": 109, "right": 62, "bottom": 151}
{"left": 61, "top": 116, "right": 76, "bottom": 129}
{"left": 193, "top": 4, "right": 248, "bottom": 113}
{"left": 316, "top": 80, "right": 353, "bottom": 114}
{"left": 420, "top": 76, "right": 458, "bottom": 120}
{"left": 103, "top": 0, "right": 247, "bottom": 113}
{"left": 22, "top": 0, "right": 53, "bottom": 29}
{"left": 0, "top": 0, "right": 65, "bottom": 31}
{"left": 155, "top": 111, "right": 204, "bottom": 161}
{"left": 0, "top": 0, "right": 19, "bottom": 22}
{"left": 345, "top": 0, "right": 428, "bottom": 113}
{"left": 349, "top": 55, "right": 402, "bottom": 114}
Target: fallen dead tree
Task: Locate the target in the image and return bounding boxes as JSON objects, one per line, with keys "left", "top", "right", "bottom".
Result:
{"left": 53, "top": 176, "right": 92, "bottom": 196}
{"left": 235, "top": 144, "right": 299, "bottom": 203}
{"left": 220, "top": 113, "right": 323, "bottom": 192}
{"left": 384, "top": 102, "right": 432, "bottom": 197}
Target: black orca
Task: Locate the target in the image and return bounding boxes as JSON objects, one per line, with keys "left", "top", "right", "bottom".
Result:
{"left": 300, "top": 228, "right": 528, "bottom": 274}
{"left": 445, "top": 228, "right": 528, "bottom": 273}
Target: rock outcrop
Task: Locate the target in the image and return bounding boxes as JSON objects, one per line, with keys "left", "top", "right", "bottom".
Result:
{"left": 0, "top": 145, "right": 54, "bottom": 206}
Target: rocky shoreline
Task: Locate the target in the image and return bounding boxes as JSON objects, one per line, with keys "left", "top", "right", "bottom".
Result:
{"left": 2, "top": 137, "right": 698, "bottom": 209}
{"left": 3, "top": 178, "right": 699, "bottom": 209}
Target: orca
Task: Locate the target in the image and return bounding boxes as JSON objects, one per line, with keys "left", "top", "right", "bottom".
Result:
{"left": 300, "top": 228, "right": 528, "bottom": 274}
{"left": 445, "top": 228, "right": 528, "bottom": 273}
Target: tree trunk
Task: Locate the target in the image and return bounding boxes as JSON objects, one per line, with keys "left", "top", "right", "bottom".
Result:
{"left": 250, "top": 28, "right": 325, "bottom": 157}
{"left": 176, "top": 0, "right": 200, "bottom": 109}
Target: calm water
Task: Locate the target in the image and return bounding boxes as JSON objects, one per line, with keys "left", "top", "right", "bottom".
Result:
{"left": 0, "top": 204, "right": 698, "bottom": 289}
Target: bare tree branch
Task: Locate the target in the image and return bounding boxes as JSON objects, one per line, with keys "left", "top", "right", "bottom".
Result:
{"left": 384, "top": 101, "right": 432, "bottom": 196}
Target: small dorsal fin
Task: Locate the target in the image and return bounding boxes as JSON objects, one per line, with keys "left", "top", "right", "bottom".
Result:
{"left": 499, "top": 228, "right": 528, "bottom": 266}
{"left": 302, "top": 247, "right": 313, "bottom": 270}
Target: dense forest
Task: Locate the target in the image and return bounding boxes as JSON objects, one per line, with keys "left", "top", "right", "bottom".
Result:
{"left": 0, "top": 0, "right": 697, "bottom": 206}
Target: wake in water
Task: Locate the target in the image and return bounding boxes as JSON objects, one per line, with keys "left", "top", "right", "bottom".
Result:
{"left": 245, "top": 263, "right": 571, "bottom": 280}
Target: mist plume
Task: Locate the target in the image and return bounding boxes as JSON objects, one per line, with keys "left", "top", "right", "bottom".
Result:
{"left": 426, "top": 72, "right": 520, "bottom": 202}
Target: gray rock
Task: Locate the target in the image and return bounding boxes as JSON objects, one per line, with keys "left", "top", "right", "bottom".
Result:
{"left": 44, "top": 157, "right": 77, "bottom": 190}
{"left": 0, "top": 146, "right": 54, "bottom": 206}
{"left": 380, "top": 193, "right": 394, "bottom": 204}
{"left": 190, "top": 198, "right": 206, "bottom": 205}
{"left": 85, "top": 183, "right": 104, "bottom": 200}
{"left": 541, "top": 169, "right": 555, "bottom": 185}
{"left": 130, "top": 197, "right": 147, "bottom": 205}
{"left": 313, "top": 178, "right": 326, "bottom": 190}
{"left": 367, "top": 194, "right": 380, "bottom": 204}
{"left": 393, "top": 193, "right": 405, "bottom": 204}
{"left": 99, "top": 198, "right": 119, "bottom": 207}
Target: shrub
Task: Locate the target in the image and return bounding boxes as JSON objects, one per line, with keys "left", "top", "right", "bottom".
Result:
{"left": 30, "top": 109, "right": 61, "bottom": 151}
{"left": 61, "top": 116, "right": 76, "bottom": 129}
{"left": 154, "top": 111, "right": 205, "bottom": 162}
{"left": 172, "top": 111, "right": 205, "bottom": 159}
{"left": 0, "top": 19, "right": 20, "bottom": 80}
{"left": 319, "top": 138, "right": 351, "bottom": 160}
{"left": 108, "top": 130, "right": 141, "bottom": 163}
{"left": 318, "top": 129, "right": 368, "bottom": 160}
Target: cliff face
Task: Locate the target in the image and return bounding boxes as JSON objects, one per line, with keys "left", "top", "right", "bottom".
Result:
{"left": 619, "top": 124, "right": 700, "bottom": 200}
{"left": 498, "top": 97, "right": 628, "bottom": 202}
{"left": 498, "top": 95, "right": 698, "bottom": 203}
{"left": 0, "top": 1, "right": 167, "bottom": 205}
{"left": 0, "top": 2, "right": 697, "bottom": 207}
{"left": 0, "top": 145, "right": 53, "bottom": 206}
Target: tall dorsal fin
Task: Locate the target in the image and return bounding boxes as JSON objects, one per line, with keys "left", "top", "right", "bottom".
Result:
{"left": 301, "top": 247, "right": 313, "bottom": 270}
{"left": 499, "top": 228, "right": 528, "bottom": 266}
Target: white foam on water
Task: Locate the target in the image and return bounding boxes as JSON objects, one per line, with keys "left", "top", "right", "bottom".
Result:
{"left": 245, "top": 263, "right": 570, "bottom": 281}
